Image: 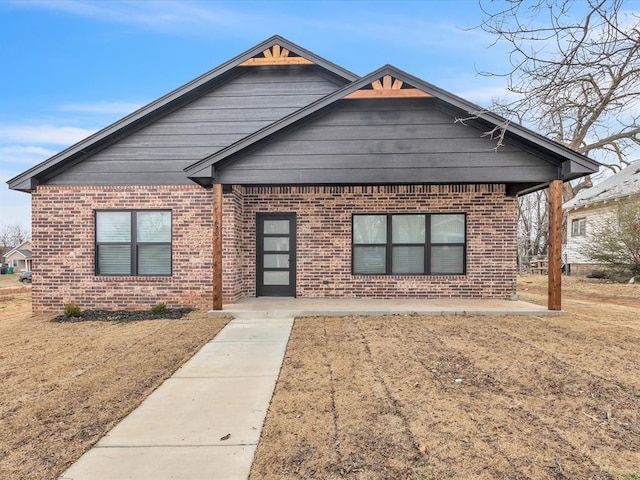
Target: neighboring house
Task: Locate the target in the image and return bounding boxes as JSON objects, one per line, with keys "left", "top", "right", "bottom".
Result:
{"left": 563, "top": 160, "right": 640, "bottom": 276}
{"left": 7, "top": 36, "right": 598, "bottom": 313}
{"left": 3, "top": 241, "right": 32, "bottom": 273}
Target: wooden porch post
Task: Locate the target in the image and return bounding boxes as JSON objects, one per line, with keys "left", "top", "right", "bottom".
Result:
{"left": 212, "top": 183, "right": 223, "bottom": 310}
{"left": 548, "top": 179, "right": 562, "bottom": 310}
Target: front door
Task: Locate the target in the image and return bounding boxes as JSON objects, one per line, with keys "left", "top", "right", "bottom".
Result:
{"left": 256, "top": 213, "right": 296, "bottom": 297}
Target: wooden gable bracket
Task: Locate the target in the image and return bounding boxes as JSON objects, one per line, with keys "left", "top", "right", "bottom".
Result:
{"left": 344, "top": 75, "right": 433, "bottom": 99}
{"left": 239, "top": 44, "right": 315, "bottom": 66}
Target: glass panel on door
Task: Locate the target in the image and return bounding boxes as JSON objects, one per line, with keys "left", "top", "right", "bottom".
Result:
{"left": 263, "top": 220, "right": 290, "bottom": 234}
{"left": 257, "top": 213, "right": 296, "bottom": 296}
{"left": 264, "top": 254, "right": 289, "bottom": 268}
{"left": 264, "top": 237, "right": 289, "bottom": 251}
{"left": 264, "top": 271, "right": 290, "bottom": 285}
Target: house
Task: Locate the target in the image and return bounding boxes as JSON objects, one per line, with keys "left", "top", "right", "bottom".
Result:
{"left": 7, "top": 36, "right": 598, "bottom": 313}
{"left": 563, "top": 160, "right": 640, "bottom": 276}
{"left": 3, "top": 241, "right": 32, "bottom": 273}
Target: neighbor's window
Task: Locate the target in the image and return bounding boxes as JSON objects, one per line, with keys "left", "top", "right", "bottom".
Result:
{"left": 352, "top": 214, "right": 466, "bottom": 275}
{"left": 95, "top": 210, "right": 172, "bottom": 276}
{"left": 571, "top": 218, "right": 586, "bottom": 237}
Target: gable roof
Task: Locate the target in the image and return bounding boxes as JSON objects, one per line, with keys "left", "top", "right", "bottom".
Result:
{"left": 4, "top": 241, "right": 32, "bottom": 259}
{"left": 7, "top": 35, "right": 358, "bottom": 192}
{"left": 185, "top": 64, "right": 599, "bottom": 193}
{"left": 563, "top": 160, "right": 640, "bottom": 210}
{"left": 8, "top": 39, "right": 599, "bottom": 196}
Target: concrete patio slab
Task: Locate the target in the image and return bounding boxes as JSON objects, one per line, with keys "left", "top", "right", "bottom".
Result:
{"left": 59, "top": 445, "right": 256, "bottom": 480}
{"left": 210, "top": 297, "right": 561, "bottom": 319}
{"left": 230, "top": 317, "right": 295, "bottom": 324}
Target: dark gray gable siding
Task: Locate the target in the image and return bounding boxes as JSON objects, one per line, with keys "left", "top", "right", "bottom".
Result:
{"left": 214, "top": 98, "right": 559, "bottom": 185}
{"left": 46, "top": 66, "right": 344, "bottom": 186}
{"left": 8, "top": 35, "right": 358, "bottom": 192}
{"left": 186, "top": 65, "right": 599, "bottom": 194}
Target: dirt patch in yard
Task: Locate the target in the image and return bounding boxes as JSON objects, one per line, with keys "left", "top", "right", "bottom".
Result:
{"left": 0, "top": 289, "right": 230, "bottom": 480}
{"left": 251, "top": 277, "right": 640, "bottom": 479}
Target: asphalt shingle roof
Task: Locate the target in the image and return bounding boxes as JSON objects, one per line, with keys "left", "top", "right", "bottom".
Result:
{"left": 563, "top": 160, "right": 640, "bottom": 210}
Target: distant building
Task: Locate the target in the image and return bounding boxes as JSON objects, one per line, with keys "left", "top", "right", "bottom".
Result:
{"left": 3, "top": 241, "right": 32, "bottom": 273}
{"left": 563, "top": 161, "right": 640, "bottom": 276}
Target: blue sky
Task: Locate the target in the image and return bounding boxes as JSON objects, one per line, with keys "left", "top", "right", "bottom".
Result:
{"left": 0, "top": 0, "right": 547, "bottom": 232}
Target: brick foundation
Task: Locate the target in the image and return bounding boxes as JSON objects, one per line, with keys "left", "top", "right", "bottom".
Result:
{"left": 31, "top": 183, "right": 517, "bottom": 313}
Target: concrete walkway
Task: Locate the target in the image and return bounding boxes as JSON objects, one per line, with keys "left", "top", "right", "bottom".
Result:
{"left": 59, "top": 297, "right": 554, "bottom": 479}
{"left": 59, "top": 316, "right": 294, "bottom": 480}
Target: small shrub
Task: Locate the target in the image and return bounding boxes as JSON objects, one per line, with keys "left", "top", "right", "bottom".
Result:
{"left": 64, "top": 302, "right": 82, "bottom": 318}
{"left": 586, "top": 270, "right": 609, "bottom": 279}
{"left": 151, "top": 302, "right": 168, "bottom": 315}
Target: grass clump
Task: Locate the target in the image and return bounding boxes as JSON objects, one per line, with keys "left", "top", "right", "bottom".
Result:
{"left": 151, "top": 302, "right": 168, "bottom": 315}
{"left": 64, "top": 302, "right": 82, "bottom": 318}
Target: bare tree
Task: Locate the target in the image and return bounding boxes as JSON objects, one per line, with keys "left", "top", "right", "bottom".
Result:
{"left": 517, "top": 190, "right": 549, "bottom": 268}
{"left": 0, "top": 224, "right": 31, "bottom": 261}
{"left": 479, "top": 0, "right": 640, "bottom": 188}
{"left": 477, "top": 0, "right": 640, "bottom": 261}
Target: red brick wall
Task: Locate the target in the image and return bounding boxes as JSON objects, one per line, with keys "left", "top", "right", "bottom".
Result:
{"left": 32, "top": 183, "right": 517, "bottom": 313}
{"left": 233, "top": 185, "right": 517, "bottom": 299}
{"left": 222, "top": 186, "right": 244, "bottom": 303}
{"left": 31, "top": 185, "right": 214, "bottom": 313}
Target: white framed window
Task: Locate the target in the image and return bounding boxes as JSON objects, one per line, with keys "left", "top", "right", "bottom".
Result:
{"left": 571, "top": 218, "right": 586, "bottom": 237}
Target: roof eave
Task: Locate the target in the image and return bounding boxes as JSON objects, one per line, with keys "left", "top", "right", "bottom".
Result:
{"left": 185, "top": 64, "right": 600, "bottom": 180}
{"left": 564, "top": 191, "right": 640, "bottom": 211}
{"left": 7, "top": 35, "right": 358, "bottom": 192}
{"left": 3, "top": 241, "right": 31, "bottom": 258}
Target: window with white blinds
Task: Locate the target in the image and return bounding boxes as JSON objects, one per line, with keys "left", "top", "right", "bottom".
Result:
{"left": 95, "top": 210, "right": 172, "bottom": 276}
{"left": 352, "top": 213, "right": 466, "bottom": 275}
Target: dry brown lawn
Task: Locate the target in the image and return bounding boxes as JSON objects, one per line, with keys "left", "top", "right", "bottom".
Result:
{"left": 251, "top": 275, "right": 640, "bottom": 480}
{"left": 0, "top": 284, "right": 229, "bottom": 480}
{"left": 0, "top": 272, "right": 29, "bottom": 292}
{"left": 2, "top": 274, "right": 638, "bottom": 479}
